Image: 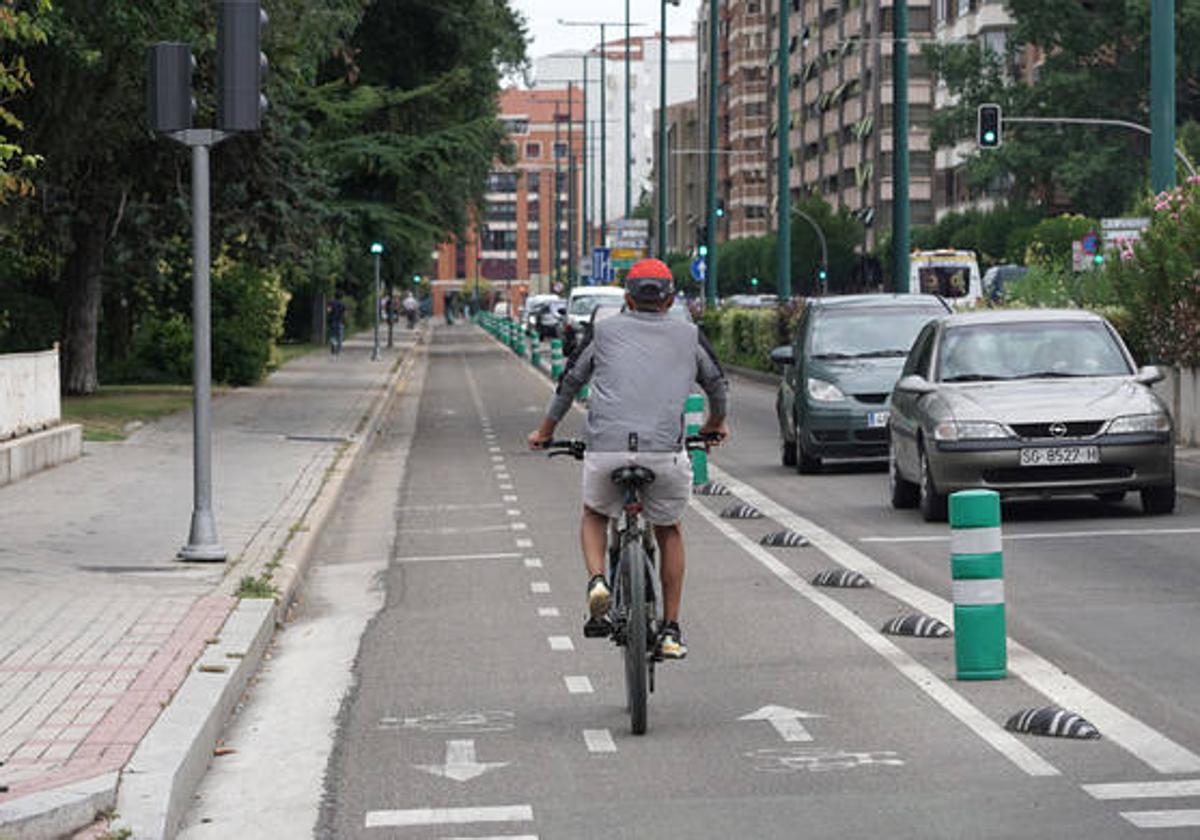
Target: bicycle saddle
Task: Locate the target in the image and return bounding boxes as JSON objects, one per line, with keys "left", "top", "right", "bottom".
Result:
{"left": 610, "top": 466, "right": 657, "bottom": 487}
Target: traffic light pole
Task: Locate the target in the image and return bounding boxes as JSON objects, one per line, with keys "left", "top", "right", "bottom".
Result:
{"left": 892, "top": 0, "right": 910, "bottom": 294}
{"left": 171, "top": 130, "right": 230, "bottom": 563}
{"left": 705, "top": 0, "right": 719, "bottom": 305}
{"left": 657, "top": 0, "right": 668, "bottom": 259}
{"left": 1001, "top": 116, "right": 1197, "bottom": 178}
{"left": 776, "top": 0, "right": 791, "bottom": 299}
{"left": 1151, "top": 0, "right": 1176, "bottom": 194}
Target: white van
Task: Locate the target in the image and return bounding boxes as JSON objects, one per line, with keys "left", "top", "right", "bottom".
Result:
{"left": 909, "top": 250, "right": 982, "bottom": 308}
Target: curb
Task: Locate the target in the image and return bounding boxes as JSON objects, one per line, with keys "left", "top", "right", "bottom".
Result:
{"left": 113, "top": 334, "right": 425, "bottom": 839}
{"left": 0, "top": 335, "right": 425, "bottom": 840}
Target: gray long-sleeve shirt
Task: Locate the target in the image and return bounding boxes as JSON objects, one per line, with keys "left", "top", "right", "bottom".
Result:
{"left": 546, "top": 309, "right": 728, "bottom": 453}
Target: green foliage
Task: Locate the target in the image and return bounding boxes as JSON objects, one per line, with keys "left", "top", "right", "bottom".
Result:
{"left": 1024, "top": 214, "right": 1100, "bottom": 271}
{"left": 0, "top": 0, "right": 50, "bottom": 201}
{"left": 911, "top": 204, "right": 1045, "bottom": 268}
{"left": 212, "top": 260, "right": 289, "bottom": 386}
{"left": 701, "top": 305, "right": 800, "bottom": 373}
{"left": 122, "top": 313, "right": 194, "bottom": 383}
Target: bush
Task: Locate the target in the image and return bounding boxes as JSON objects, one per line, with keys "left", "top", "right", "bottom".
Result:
{"left": 701, "top": 304, "right": 799, "bottom": 372}
{"left": 212, "top": 261, "right": 289, "bottom": 386}
{"left": 120, "top": 313, "right": 194, "bottom": 383}
{"left": 1025, "top": 214, "right": 1100, "bottom": 271}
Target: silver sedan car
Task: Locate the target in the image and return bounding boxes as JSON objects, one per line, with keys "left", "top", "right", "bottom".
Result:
{"left": 889, "top": 309, "right": 1175, "bottom": 521}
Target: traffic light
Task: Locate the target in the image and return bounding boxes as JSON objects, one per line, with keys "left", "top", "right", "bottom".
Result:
{"left": 146, "top": 43, "right": 195, "bottom": 133}
{"left": 217, "top": 0, "right": 269, "bottom": 132}
{"left": 750, "top": 276, "right": 759, "bottom": 289}
{"left": 698, "top": 243, "right": 709, "bottom": 258}
{"left": 716, "top": 198, "right": 726, "bottom": 219}
{"left": 697, "top": 225, "right": 709, "bottom": 258}
{"left": 818, "top": 266, "right": 828, "bottom": 282}
{"left": 413, "top": 274, "right": 423, "bottom": 284}
{"left": 977, "top": 103, "right": 1002, "bottom": 149}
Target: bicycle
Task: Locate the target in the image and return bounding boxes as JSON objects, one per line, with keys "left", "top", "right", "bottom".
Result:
{"left": 545, "top": 433, "right": 720, "bottom": 735}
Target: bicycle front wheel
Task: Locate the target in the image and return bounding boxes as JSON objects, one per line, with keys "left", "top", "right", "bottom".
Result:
{"left": 621, "top": 541, "right": 649, "bottom": 735}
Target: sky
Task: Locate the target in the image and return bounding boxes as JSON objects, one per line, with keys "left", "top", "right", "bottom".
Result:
{"left": 510, "top": 0, "right": 703, "bottom": 59}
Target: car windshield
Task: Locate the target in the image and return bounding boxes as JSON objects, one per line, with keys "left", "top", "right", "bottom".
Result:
{"left": 917, "top": 266, "right": 972, "bottom": 298}
{"left": 808, "top": 308, "right": 944, "bottom": 359}
{"left": 937, "top": 321, "right": 1132, "bottom": 382}
{"left": 569, "top": 294, "right": 617, "bottom": 315}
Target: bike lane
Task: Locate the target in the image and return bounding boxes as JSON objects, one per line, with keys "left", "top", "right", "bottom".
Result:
{"left": 317, "top": 327, "right": 1145, "bottom": 839}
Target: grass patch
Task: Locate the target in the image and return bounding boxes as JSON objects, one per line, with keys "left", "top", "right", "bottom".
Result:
{"left": 63, "top": 385, "right": 197, "bottom": 441}
{"left": 235, "top": 573, "right": 278, "bottom": 600}
{"left": 270, "top": 342, "right": 321, "bottom": 370}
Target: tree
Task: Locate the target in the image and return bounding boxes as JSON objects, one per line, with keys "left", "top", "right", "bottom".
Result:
{"left": 0, "top": 0, "right": 49, "bottom": 202}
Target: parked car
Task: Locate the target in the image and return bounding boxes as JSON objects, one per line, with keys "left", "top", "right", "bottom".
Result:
{"left": 888, "top": 309, "right": 1175, "bottom": 521}
{"left": 982, "top": 264, "right": 1029, "bottom": 303}
{"left": 770, "top": 294, "right": 951, "bottom": 472}
{"left": 562, "top": 285, "right": 627, "bottom": 355}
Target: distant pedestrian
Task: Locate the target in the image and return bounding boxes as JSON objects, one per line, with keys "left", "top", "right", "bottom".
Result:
{"left": 402, "top": 292, "right": 418, "bottom": 329}
{"left": 327, "top": 290, "right": 347, "bottom": 355}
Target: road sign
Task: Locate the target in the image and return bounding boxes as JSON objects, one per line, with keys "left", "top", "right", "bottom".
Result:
{"left": 591, "top": 247, "right": 612, "bottom": 284}
{"left": 691, "top": 257, "right": 708, "bottom": 283}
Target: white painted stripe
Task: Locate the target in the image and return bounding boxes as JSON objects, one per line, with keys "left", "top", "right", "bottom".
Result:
{"left": 1120, "top": 810, "right": 1200, "bottom": 829}
{"left": 524, "top": 557, "right": 544, "bottom": 568}
{"left": 1084, "top": 779, "right": 1200, "bottom": 800}
{"left": 548, "top": 636, "right": 575, "bottom": 651}
{"left": 516, "top": 538, "right": 533, "bottom": 548}
{"left": 952, "top": 579, "right": 1005, "bottom": 606}
{"left": 492, "top": 455, "right": 505, "bottom": 462}
{"left": 365, "top": 805, "right": 533, "bottom": 828}
{"left": 507, "top": 509, "right": 522, "bottom": 516}
{"left": 500, "top": 484, "right": 515, "bottom": 490}
{"left": 951, "top": 526, "right": 1002, "bottom": 556}
{"left": 399, "top": 524, "right": 515, "bottom": 535}
{"left": 511, "top": 522, "right": 528, "bottom": 531}
{"left": 863, "top": 527, "right": 1200, "bottom": 544}
{"left": 503, "top": 495, "right": 519, "bottom": 502}
{"left": 497, "top": 473, "right": 512, "bottom": 481}
{"left": 530, "top": 581, "right": 550, "bottom": 593}
{"left": 584, "top": 729, "right": 617, "bottom": 753}
{"left": 690, "top": 491, "right": 1059, "bottom": 778}
{"left": 489, "top": 446, "right": 502, "bottom": 452}
{"left": 440, "top": 836, "right": 538, "bottom": 840}
{"left": 564, "top": 676, "right": 594, "bottom": 694}
{"left": 397, "top": 552, "right": 523, "bottom": 564}
{"left": 537, "top": 607, "right": 560, "bottom": 617}
{"left": 708, "top": 464, "right": 1200, "bottom": 775}
{"left": 398, "top": 503, "right": 505, "bottom": 512}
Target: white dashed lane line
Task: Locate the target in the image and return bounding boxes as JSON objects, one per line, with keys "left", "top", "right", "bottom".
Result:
{"left": 583, "top": 729, "right": 617, "bottom": 753}
{"left": 530, "top": 582, "right": 550, "bottom": 594}
{"left": 548, "top": 636, "right": 575, "bottom": 651}
{"left": 516, "top": 538, "right": 533, "bottom": 548}
{"left": 524, "top": 557, "right": 544, "bottom": 568}
{"left": 564, "top": 676, "right": 594, "bottom": 694}
{"left": 507, "top": 509, "right": 522, "bottom": 517}
{"left": 504, "top": 495, "right": 519, "bottom": 503}
{"left": 537, "top": 607, "right": 560, "bottom": 617}
{"left": 365, "top": 805, "right": 534, "bottom": 829}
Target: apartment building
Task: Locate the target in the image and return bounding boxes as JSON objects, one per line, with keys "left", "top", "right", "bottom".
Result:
{"left": 699, "top": 0, "right": 773, "bottom": 243}
{"left": 653, "top": 98, "right": 704, "bottom": 254}
{"left": 434, "top": 87, "right": 584, "bottom": 291}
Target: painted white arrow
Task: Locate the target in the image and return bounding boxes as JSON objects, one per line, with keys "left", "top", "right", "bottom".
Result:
{"left": 738, "top": 705, "right": 827, "bottom": 743}
{"left": 415, "top": 739, "right": 509, "bottom": 782}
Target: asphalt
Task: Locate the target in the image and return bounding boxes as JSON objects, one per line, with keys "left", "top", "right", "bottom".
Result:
{"left": 178, "top": 325, "right": 1200, "bottom": 839}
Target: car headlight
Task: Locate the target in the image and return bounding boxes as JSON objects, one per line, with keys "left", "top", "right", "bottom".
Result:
{"left": 933, "top": 421, "right": 1013, "bottom": 442}
{"left": 807, "top": 378, "right": 846, "bottom": 403}
{"left": 1106, "top": 413, "right": 1170, "bottom": 434}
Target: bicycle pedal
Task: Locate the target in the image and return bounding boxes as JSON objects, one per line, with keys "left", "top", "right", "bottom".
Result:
{"left": 583, "top": 616, "right": 613, "bottom": 638}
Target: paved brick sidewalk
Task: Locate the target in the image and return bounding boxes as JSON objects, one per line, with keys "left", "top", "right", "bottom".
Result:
{"left": 0, "top": 333, "right": 409, "bottom": 830}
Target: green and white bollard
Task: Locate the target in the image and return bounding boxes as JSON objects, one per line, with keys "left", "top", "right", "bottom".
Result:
{"left": 530, "top": 337, "right": 541, "bottom": 368}
{"left": 950, "top": 490, "right": 1007, "bottom": 681}
{"left": 550, "top": 339, "right": 564, "bottom": 380}
{"left": 685, "top": 393, "right": 708, "bottom": 486}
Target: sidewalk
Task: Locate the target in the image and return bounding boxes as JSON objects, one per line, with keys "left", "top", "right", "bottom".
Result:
{"left": 0, "top": 331, "right": 416, "bottom": 838}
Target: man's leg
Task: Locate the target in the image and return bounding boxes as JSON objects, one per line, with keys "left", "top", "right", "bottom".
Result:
{"left": 654, "top": 523, "right": 685, "bottom": 624}
{"left": 581, "top": 506, "right": 608, "bottom": 579}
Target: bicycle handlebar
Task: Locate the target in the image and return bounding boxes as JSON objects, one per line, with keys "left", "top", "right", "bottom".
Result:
{"left": 542, "top": 432, "right": 724, "bottom": 461}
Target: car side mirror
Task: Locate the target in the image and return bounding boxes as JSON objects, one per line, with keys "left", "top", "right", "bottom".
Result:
{"left": 1135, "top": 365, "right": 1165, "bottom": 385}
{"left": 769, "top": 345, "right": 794, "bottom": 367}
{"left": 896, "top": 374, "right": 937, "bottom": 395}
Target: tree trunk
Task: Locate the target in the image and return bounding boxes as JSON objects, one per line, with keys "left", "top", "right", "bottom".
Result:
{"left": 60, "top": 214, "right": 109, "bottom": 396}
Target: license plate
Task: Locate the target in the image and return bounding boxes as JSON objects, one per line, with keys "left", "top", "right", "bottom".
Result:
{"left": 1019, "top": 446, "right": 1100, "bottom": 467}
{"left": 867, "top": 411, "right": 890, "bottom": 429}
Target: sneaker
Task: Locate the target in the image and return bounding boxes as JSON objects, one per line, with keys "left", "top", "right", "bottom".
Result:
{"left": 657, "top": 621, "right": 687, "bottom": 660}
{"left": 587, "top": 574, "right": 611, "bottom": 620}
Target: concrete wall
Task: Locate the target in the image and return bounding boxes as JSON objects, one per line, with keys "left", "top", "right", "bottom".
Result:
{"left": 0, "top": 348, "right": 62, "bottom": 440}
{"left": 1153, "top": 367, "right": 1200, "bottom": 448}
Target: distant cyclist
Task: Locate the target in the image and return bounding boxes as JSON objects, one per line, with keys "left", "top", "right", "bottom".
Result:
{"left": 327, "top": 290, "right": 347, "bottom": 355}
{"left": 528, "top": 258, "right": 728, "bottom": 660}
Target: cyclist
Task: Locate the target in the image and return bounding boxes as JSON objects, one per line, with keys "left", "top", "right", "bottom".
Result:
{"left": 527, "top": 258, "right": 728, "bottom": 660}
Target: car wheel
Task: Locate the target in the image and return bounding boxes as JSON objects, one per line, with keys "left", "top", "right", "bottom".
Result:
{"left": 889, "top": 437, "right": 919, "bottom": 509}
{"left": 781, "top": 438, "right": 797, "bottom": 468}
{"left": 918, "top": 443, "right": 948, "bottom": 522}
{"left": 1141, "top": 483, "right": 1176, "bottom": 515}
{"left": 1095, "top": 491, "right": 1126, "bottom": 504}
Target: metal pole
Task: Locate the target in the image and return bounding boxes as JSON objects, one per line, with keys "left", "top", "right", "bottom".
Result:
{"left": 705, "top": 0, "right": 719, "bottom": 304}
{"left": 658, "top": 0, "right": 668, "bottom": 259}
{"left": 793, "top": 208, "right": 828, "bottom": 280}
{"left": 601, "top": 23, "right": 608, "bottom": 246}
{"left": 892, "top": 0, "right": 911, "bottom": 293}
{"left": 371, "top": 252, "right": 381, "bottom": 360}
{"left": 625, "top": 0, "right": 632, "bottom": 218}
{"left": 1004, "top": 116, "right": 1197, "bottom": 178}
{"left": 555, "top": 103, "right": 563, "bottom": 285}
{"left": 568, "top": 82, "right": 577, "bottom": 290}
{"left": 180, "top": 140, "right": 226, "bottom": 562}
{"left": 1151, "top": 0, "right": 1177, "bottom": 193}
{"left": 582, "top": 53, "right": 590, "bottom": 265}
{"left": 386, "top": 279, "right": 394, "bottom": 348}
{"left": 777, "top": 0, "right": 792, "bottom": 299}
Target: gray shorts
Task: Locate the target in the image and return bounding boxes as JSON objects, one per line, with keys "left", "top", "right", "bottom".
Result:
{"left": 582, "top": 451, "right": 693, "bottom": 526}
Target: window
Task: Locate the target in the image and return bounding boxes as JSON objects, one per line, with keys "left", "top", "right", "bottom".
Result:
{"left": 525, "top": 142, "right": 542, "bottom": 159}
{"left": 554, "top": 142, "right": 568, "bottom": 159}
{"left": 526, "top": 172, "right": 540, "bottom": 193}
{"left": 486, "top": 202, "right": 517, "bottom": 222}
{"left": 500, "top": 117, "right": 529, "bottom": 135}
{"left": 482, "top": 229, "right": 518, "bottom": 251}
{"left": 486, "top": 172, "right": 518, "bottom": 193}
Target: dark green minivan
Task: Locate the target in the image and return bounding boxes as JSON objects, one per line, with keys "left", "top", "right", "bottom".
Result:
{"left": 771, "top": 295, "right": 950, "bottom": 472}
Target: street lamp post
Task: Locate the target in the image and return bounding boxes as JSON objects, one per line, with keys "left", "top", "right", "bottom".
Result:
{"left": 1151, "top": 0, "right": 1176, "bottom": 193}
{"left": 658, "top": 1, "right": 682, "bottom": 258}
{"left": 776, "top": 0, "right": 792, "bottom": 299}
{"left": 370, "top": 241, "right": 383, "bottom": 361}
{"left": 892, "top": 0, "right": 911, "bottom": 293}
{"left": 625, "top": 0, "right": 632, "bottom": 218}
{"left": 705, "top": 0, "right": 720, "bottom": 304}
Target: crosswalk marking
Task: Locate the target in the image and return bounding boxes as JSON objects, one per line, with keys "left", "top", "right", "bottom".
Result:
{"left": 584, "top": 729, "right": 617, "bottom": 753}
{"left": 548, "top": 636, "right": 574, "bottom": 651}
{"left": 523, "top": 557, "right": 543, "bottom": 568}
{"left": 564, "top": 676, "right": 594, "bottom": 694}
{"left": 1120, "top": 810, "right": 1200, "bottom": 829}
{"left": 1084, "top": 780, "right": 1200, "bottom": 799}
{"left": 365, "top": 805, "right": 533, "bottom": 828}
{"left": 530, "top": 581, "right": 550, "bottom": 593}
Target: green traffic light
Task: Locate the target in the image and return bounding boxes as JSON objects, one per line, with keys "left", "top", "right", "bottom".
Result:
{"left": 698, "top": 245, "right": 709, "bottom": 258}
{"left": 1093, "top": 254, "right": 1105, "bottom": 266}
{"left": 750, "top": 277, "right": 758, "bottom": 287}
{"left": 983, "top": 131, "right": 996, "bottom": 145}
{"left": 413, "top": 274, "right": 422, "bottom": 283}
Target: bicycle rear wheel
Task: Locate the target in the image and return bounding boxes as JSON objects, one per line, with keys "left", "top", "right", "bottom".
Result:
{"left": 621, "top": 541, "right": 649, "bottom": 735}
